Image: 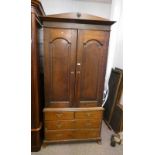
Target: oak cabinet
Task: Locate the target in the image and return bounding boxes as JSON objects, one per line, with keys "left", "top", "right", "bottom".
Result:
{"left": 41, "top": 13, "right": 115, "bottom": 144}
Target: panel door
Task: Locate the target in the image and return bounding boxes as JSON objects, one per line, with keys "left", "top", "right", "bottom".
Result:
{"left": 75, "top": 30, "right": 110, "bottom": 107}
{"left": 44, "top": 28, "right": 77, "bottom": 107}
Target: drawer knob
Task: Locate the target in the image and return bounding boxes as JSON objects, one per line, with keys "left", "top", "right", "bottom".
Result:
{"left": 56, "top": 113, "right": 63, "bottom": 118}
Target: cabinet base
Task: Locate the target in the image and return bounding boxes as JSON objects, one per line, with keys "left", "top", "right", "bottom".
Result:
{"left": 43, "top": 137, "right": 101, "bottom": 145}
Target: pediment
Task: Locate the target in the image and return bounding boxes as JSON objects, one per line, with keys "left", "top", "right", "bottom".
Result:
{"left": 47, "top": 12, "right": 109, "bottom": 21}
{"left": 41, "top": 12, "right": 115, "bottom": 26}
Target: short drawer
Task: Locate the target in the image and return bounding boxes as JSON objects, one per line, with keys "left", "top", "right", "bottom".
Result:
{"left": 45, "top": 120, "right": 75, "bottom": 130}
{"left": 45, "top": 130, "right": 73, "bottom": 141}
{"left": 44, "top": 111, "right": 74, "bottom": 120}
{"left": 75, "top": 111, "right": 102, "bottom": 119}
{"left": 74, "top": 129, "right": 100, "bottom": 139}
{"left": 75, "top": 119, "right": 101, "bottom": 129}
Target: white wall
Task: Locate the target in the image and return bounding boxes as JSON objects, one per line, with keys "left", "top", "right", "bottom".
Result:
{"left": 104, "top": 0, "right": 123, "bottom": 90}
{"left": 40, "top": 0, "right": 111, "bottom": 19}
{"left": 111, "top": 0, "right": 122, "bottom": 69}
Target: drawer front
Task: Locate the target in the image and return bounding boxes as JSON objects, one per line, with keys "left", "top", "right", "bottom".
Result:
{"left": 45, "top": 129, "right": 100, "bottom": 141}
{"left": 45, "top": 119, "right": 101, "bottom": 130}
{"left": 45, "top": 120, "right": 75, "bottom": 130}
{"left": 44, "top": 111, "right": 74, "bottom": 120}
{"left": 75, "top": 111, "right": 102, "bottom": 119}
{"left": 45, "top": 130, "right": 73, "bottom": 140}
{"left": 75, "top": 119, "right": 101, "bottom": 129}
{"left": 74, "top": 129, "right": 100, "bottom": 139}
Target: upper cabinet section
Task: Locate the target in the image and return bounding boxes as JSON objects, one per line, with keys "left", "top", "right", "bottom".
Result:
{"left": 40, "top": 12, "right": 115, "bottom": 26}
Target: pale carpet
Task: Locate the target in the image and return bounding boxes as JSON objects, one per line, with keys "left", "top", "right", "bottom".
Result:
{"left": 32, "top": 121, "right": 123, "bottom": 155}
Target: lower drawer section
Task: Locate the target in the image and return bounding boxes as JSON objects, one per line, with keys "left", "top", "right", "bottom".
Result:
{"left": 45, "top": 129, "right": 100, "bottom": 141}
{"left": 43, "top": 107, "right": 103, "bottom": 143}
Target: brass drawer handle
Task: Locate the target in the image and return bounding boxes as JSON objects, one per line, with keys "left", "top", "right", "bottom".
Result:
{"left": 56, "top": 113, "right": 63, "bottom": 118}
{"left": 56, "top": 123, "right": 62, "bottom": 129}
{"left": 86, "top": 113, "right": 91, "bottom": 117}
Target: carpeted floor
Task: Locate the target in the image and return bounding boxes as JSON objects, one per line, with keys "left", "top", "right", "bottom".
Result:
{"left": 32, "top": 121, "right": 123, "bottom": 155}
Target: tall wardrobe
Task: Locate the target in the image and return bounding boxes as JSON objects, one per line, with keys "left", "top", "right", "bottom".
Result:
{"left": 41, "top": 13, "right": 115, "bottom": 145}
{"left": 31, "top": 0, "right": 115, "bottom": 151}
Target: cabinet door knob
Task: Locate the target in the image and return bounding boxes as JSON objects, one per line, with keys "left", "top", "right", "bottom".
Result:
{"left": 77, "top": 63, "right": 81, "bottom": 66}
{"left": 70, "top": 71, "right": 74, "bottom": 74}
